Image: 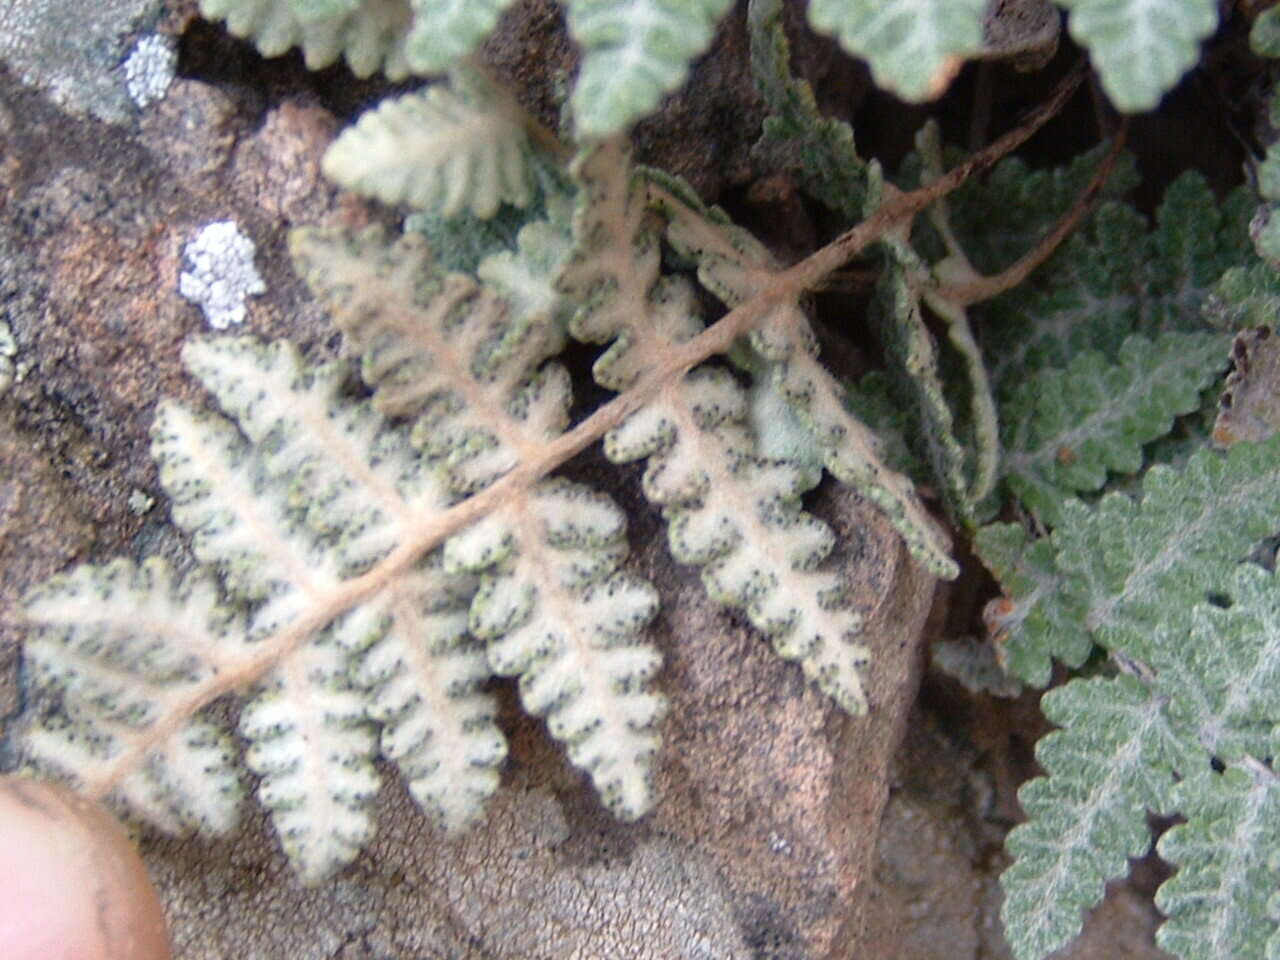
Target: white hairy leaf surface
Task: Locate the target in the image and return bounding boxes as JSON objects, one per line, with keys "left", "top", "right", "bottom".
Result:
{"left": 805, "top": 0, "right": 985, "bottom": 102}
{"left": 322, "top": 86, "right": 538, "bottom": 218}
{"left": 565, "top": 0, "right": 735, "bottom": 136}
{"left": 1059, "top": 0, "right": 1218, "bottom": 112}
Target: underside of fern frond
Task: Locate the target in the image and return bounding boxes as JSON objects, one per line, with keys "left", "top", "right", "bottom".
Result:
{"left": 22, "top": 232, "right": 670, "bottom": 878}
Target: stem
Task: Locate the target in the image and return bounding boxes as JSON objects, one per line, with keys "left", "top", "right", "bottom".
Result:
{"left": 937, "top": 121, "right": 1129, "bottom": 306}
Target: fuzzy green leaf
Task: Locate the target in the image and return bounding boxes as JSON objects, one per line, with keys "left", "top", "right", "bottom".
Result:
{"left": 1059, "top": 0, "right": 1218, "bottom": 112}
{"left": 941, "top": 142, "right": 1140, "bottom": 276}
{"left": 1203, "top": 264, "right": 1280, "bottom": 331}
{"left": 566, "top": 0, "right": 735, "bottom": 136}
{"left": 198, "top": 0, "right": 414, "bottom": 78}
{"left": 984, "top": 173, "right": 1253, "bottom": 391}
{"left": 805, "top": 0, "right": 985, "bottom": 102}
{"left": 1156, "top": 767, "right": 1280, "bottom": 960}
{"left": 747, "top": 0, "right": 867, "bottom": 216}
{"left": 1000, "top": 331, "right": 1229, "bottom": 527}
{"left": 1001, "top": 674, "right": 1194, "bottom": 960}
{"left": 1005, "top": 564, "right": 1280, "bottom": 960}
{"left": 403, "top": 0, "right": 517, "bottom": 72}
{"left": 981, "top": 436, "right": 1280, "bottom": 684}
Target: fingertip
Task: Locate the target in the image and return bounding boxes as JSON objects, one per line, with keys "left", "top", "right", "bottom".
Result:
{"left": 0, "top": 776, "right": 170, "bottom": 960}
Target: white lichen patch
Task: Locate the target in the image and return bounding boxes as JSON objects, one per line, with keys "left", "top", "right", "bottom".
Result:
{"left": 123, "top": 34, "right": 176, "bottom": 108}
{"left": 0, "top": 320, "right": 16, "bottom": 396}
{"left": 179, "top": 221, "right": 266, "bottom": 330}
{"left": 127, "top": 489, "right": 156, "bottom": 515}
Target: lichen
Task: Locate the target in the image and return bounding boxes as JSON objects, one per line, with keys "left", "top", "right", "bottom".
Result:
{"left": 178, "top": 221, "right": 266, "bottom": 330}
{"left": 123, "top": 34, "right": 176, "bottom": 108}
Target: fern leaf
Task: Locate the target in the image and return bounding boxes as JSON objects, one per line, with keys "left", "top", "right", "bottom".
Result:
{"left": 290, "top": 224, "right": 667, "bottom": 818}
{"left": 1059, "top": 0, "right": 1218, "bottom": 112}
{"left": 648, "top": 163, "right": 957, "bottom": 577}
{"left": 984, "top": 173, "right": 1254, "bottom": 391}
{"left": 941, "top": 142, "right": 1140, "bottom": 276}
{"left": 183, "top": 339, "right": 510, "bottom": 831}
{"left": 1153, "top": 563, "right": 1280, "bottom": 767}
{"left": 22, "top": 559, "right": 245, "bottom": 835}
{"left": 1000, "top": 331, "right": 1229, "bottom": 527}
{"left": 1204, "top": 263, "right": 1280, "bottom": 331}
{"left": 22, "top": 337, "right": 513, "bottom": 882}
{"left": 1155, "top": 767, "right": 1280, "bottom": 960}
{"left": 565, "top": 0, "right": 735, "bottom": 136}
{"left": 403, "top": 0, "right": 518, "bottom": 73}
{"left": 805, "top": 0, "right": 986, "bottom": 102}
{"left": 981, "top": 436, "right": 1280, "bottom": 684}
{"left": 447, "top": 480, "right": 664, "bottom": 817}
{"left": 870, "top": 233, "right": 974, "bottom": 526}
{"left": 1005, "top": 564, "right": 1280, "bottom": 960}
{"left": 972, "top": 524, "right": 1082, "bottom": 687}
{"left": 237, "top": 636, "right": 380, "bottom": 884}
{"left": 558, "top": 138, "right": 885, "bottom": 713}
{"left": 747, "top": 0, "right": 867, "bottom": 217}
{"left": 322, "top": 84, "right": 538, "bottom": 218}
{"left": 1001, "top": 675, "right": 1195, "bottom": 960}
{"left": 198, "top": 0, "right": 414, "bottom": 78}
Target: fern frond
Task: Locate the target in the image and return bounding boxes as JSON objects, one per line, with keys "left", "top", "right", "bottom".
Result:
{"left": 1000, "top": 675, "right": 1194, "bottom": 960}
{"left": 565, "top": 0, "right": 735, "bottom": 137}
{"left": 1004, "top": 563, "right": 1280, "bottom": 960}
{"left": 558, "top": 138, "right": 899, "bottom": 714}
{"left": 870, "top": 228, "right": 975, "bottom": 525}
{"left": 1155, "top": 767, "right": 1280, "bottom": 960}
{"left": 198, "top": 0, "right": 413, "bottom": 78}
{"left": 1059, "top": 0, "right": 1218, "bottom": 112}
{"left": 290, "top": 224, "right": 666, "bottom": 818}
{"left": 1000, "top": 331, "right": 1229, "bottom": 527}
{"left": 322, "top": 84, "right": 539, "bottom": 218}
{"left": 447, "top": 480, "right": 664, "bottom": 817}
{"left": 403, "top": 0, "right": 518, "bottom": 73}
{"left": 23, "top": 338, "right": 511, "bottom": 883}
{"left": 747, "top": 0, "right": 867, "bottom": 217}
{"left": 23, "top": 559, "right": 245, "bottom": 836}
{"left": 647, "top": 164, "right": 957, "bottom": 577}
{"left": 980, "top": 437, "right": 1280, "bottom": 685}
{"left": 983, "top": 173, "right": 1253, "bottom": 391}
{"left": 805, "top": 0, "right": 986, "bottom": 102}
{"left": 940, "top": 142, "right": 1140, "bottom": 276}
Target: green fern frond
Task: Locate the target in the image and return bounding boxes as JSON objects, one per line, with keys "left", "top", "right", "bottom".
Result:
{"left": 322, "top": 83, "right": 540, "bottom": 218}
{"left": 403, "top": 0, "right": 518, "bottom": 73}
{"left": 1003, "top": 561, "right": 1280, "bottom": 960}
{"left": 1058, "top": 0, "right": 1218, "bottom": 112}
{"left": 940, "top": 142, "right": 1140, "bottom": 275}
{"left": 805, "top": 0, "right": 986, "bottom": 102}
{"left": 1000, "top": 331, "right": 1229, "bottom": 527}
{"left": 1001, "top": 674, "right": 1193, "bottom": 960}
{"left": 983, "top": 173, "right": 1253, "bottom": 392}
{"left": 747, "top": 0, "right": 867, "bottom": 217}
{"left": 565, "top": 0, "right": 735, "bottom": 137}
{"left": 979, "top": 436, "right": 1280, "bottom": 685}
{"left": 198, "top": 0, "right": 414, "bottom": 78}
{"left": 1155, "top": 767, "right": 1280, "bottom": 960}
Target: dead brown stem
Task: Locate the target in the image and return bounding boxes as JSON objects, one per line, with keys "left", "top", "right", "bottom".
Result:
{"left": 937, "top": 119, "right": 1129, "bottom": 306}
